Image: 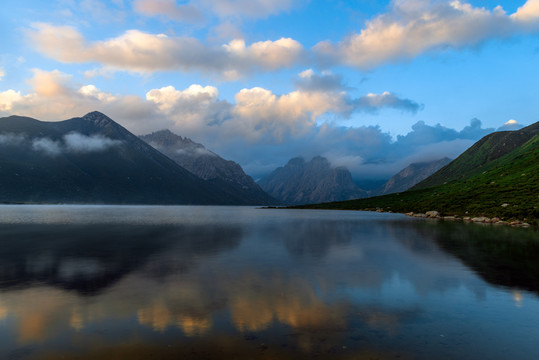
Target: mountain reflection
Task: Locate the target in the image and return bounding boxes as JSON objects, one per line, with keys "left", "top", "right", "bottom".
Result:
{"left": 0, "top": 223, "right": 242, "bottom": 294}
{"left": 389, "top": 220, "right": 539, "bottom": 295}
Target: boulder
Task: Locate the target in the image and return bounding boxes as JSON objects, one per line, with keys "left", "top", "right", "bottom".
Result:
{"left": 471, "top": 217, "right": 490, "bottom": 223}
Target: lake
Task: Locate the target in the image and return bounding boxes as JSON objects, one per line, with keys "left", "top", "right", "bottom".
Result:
{"left": 0, "top": 205, "right": 538, "bottom": 359}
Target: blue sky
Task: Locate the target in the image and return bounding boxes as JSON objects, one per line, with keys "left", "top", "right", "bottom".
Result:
{"left": 1, "top": 0, "right": 538, "bottom": 179}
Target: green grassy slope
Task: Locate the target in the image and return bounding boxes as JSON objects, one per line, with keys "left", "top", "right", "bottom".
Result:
{"left": 414, "top": 122, "right": 539, "bottom": 189}
{"left": 297, "top": 134, "right": 539, "bottom": 225}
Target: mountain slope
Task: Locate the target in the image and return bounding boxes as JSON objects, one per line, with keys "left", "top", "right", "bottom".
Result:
{"left": 414, "top": 122, "right": 539, "bottom": 189}
{"left": 258, "top": 156, "right": 367, "bottom": 205}
{"left": 296, "top": 125, "right": 539, "bottom": 225}
{"left": 0, "top": 112, "right": 262, "bottom": 205}
{"left": 380, "top": 157, "right": 452, "bottom": 195}
{"left": 139, "top": 130, "right": 277, "bottom": 205}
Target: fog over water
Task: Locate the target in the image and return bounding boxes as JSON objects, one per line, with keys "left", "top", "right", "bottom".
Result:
{"left": 0, "top": 205, "right": 538, "bottom": 359}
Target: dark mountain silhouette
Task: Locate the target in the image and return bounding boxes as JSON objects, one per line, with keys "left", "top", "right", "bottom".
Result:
{"left": 0, "top": 111, "right": 266, "bottom": 204}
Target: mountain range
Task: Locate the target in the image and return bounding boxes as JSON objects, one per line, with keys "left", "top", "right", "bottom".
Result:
{"left": 0, "top": 112, "right": 273, "bottom": 205}
{"left": 139, "top": 130, "right": 276, "bottom": 205}
{"left": 297, "top": 122, "right": 539, "bottom": 225}
{"left": 5, "top": 110, "right": 529, "bottom": 211}
{"left": 258, "top": 156, "right": 367, "bottom": 205}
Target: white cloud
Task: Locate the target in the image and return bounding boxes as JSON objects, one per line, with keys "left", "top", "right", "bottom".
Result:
{"left": 27, "top": 24, "right": 304, "bottom": 78}
{"left": 315, "top": 0, "right": 539, "bottom": 69}
{"left": 0, "top": 90, "right": 24, "bottom": 112}
{"left": 498, "top": 119, "right": 523, "bottom": 130}
{"left": 32, "top": 138, "right": 62, "bottom": 156}
{"left": 64, "top": 133, "right": 122, "bottom": 153}
{"left": 146, "top": 85, "right": 220, "bottom": 114}
{"left": 0, "top": 69, "right": 4, "bottom": 81}
{"left": 28, "top": 69, "right": 72, "bottom": 97}
{"left": 506, "top": 119, "right": 518, "bottom": 125}
{"left": 5, "top": 133, "right": 122, "bottom": 157}
{"left": 2, "top": 69, "right": 422, "bottom": 146}
{"left": 224, "top": 38, "right": 304, "bottom": 71}
{"left": 512, "top": 0, "right": 539, "bottom": 26}
{"left": 78, "top": 85, "right": 117, "bottom": 102}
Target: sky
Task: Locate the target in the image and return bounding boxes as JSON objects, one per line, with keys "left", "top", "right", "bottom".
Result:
{"left": 1, "top": 0, "right": 538, "bottom": 180}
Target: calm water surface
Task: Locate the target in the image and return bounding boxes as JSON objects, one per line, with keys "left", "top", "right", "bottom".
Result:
{"left": 0, "top": 205, "right": 538, "bottom": 359}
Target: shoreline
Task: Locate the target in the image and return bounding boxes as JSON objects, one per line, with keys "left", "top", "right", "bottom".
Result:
{"left": 276, "top": 206, "right": 536, "bottom": 229}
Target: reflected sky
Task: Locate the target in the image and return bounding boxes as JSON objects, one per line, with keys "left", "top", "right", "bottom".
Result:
{"left": 0, "top": 206, "right": 538, "bottom": 359}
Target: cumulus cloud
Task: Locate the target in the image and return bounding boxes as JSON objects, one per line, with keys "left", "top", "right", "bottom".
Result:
{"left": 27, "top": 24, "right": 304, "bottom": 78}
{"left": 0, "top": 90, "right": 23, "bottom": 112}
{"left": 395, "top": 118, "right": 493, "bottom": 148}
{"left": 28, "top": 69, "right": 72, "bottom": 97}
{"left": 512, "top": 0, "right": 539, "bottom": 26}
{"left": 315, "top": 0, "right": 539, "bottom": 69}
{"left": 149, "top": 83, "right": 417, "bottom": 143}
{"left": 146, "top": 84, "right": 220, "bottom": 113}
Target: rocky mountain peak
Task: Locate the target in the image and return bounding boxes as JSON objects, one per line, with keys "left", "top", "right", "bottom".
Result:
{"left": 258, "top": 156, "right": 367, "bottom": 205}
{"left": 139, "top": 130, "right": 277, "bottom": 205}
{"left": 82, "top": 111, "right": 116, "bottom": 127}
{"left": 142, "top": 129, "right": 203, "bottom": 150}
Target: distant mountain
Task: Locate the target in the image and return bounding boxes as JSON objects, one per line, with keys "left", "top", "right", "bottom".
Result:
{"left": 0, "top": 111, "right": 268, "bottom": 205}
{"left": 258, "top": 156, "right": 367, "bottom": 205}
{"left": 139, "top": 129, "right": 277, "bottom": 205}
{"left": 297, "top": 122, "right": 539, "bottom": 225}
{"left": 380, "top": 157, "right": 452, "bottom": 195}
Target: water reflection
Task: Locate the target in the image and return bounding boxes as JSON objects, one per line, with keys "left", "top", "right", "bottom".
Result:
{"left": 391, "top": 220, "right": 539, "bottom": 294}
{"left": 0, "top": 206, "right": 538, "bottom": 359}
{"left": 0, "top": 223, "right": 241, "bottom": 294}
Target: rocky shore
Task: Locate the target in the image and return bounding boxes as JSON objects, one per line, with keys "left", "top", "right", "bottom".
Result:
{"left": 401, "top": 210, "right": 532, "bottom": 228}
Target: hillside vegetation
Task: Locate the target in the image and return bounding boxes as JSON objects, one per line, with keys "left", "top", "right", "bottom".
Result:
{"left": 414, "top": 122, "right": 539, "bottom": 189}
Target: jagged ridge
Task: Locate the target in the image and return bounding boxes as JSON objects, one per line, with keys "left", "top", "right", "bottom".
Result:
{"left": 258, "top": 156, "right": 367, "bottom": 205}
